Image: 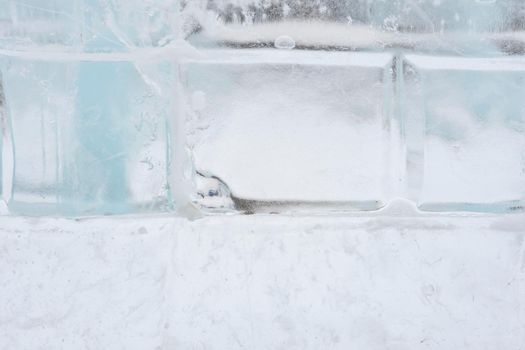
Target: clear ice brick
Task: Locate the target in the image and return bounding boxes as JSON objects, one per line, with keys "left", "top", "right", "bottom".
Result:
{"left": 181, "top": 49, "right": 396, "bottom": 213}
{"left": 0, "top": 52, "right": 174, "bottom": 215}
{"left": 404, "top": 55, "right": 525, "bottom": 213}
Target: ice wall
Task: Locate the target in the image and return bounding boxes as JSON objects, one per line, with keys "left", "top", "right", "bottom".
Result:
{"left": 0, "top": 0, "right": 524, "bottom": 216}
{"left": 182, "top": 0, "right": 525, "bottom": 214}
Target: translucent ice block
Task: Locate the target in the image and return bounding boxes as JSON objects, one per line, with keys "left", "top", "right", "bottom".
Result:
{"left": 182, "top": 49, "right": 397, "bottom": 214}
{"left": 0, "top": 51, "right": 174, "bottom": 216}
{"left": 404, "top": 55, "right": 525, "bottom": 213}
{"left": 183, "top": 0, "right": 525, "bottom": 56}
{"left": 0, "top": 0, "right": 180, "bottom": 52}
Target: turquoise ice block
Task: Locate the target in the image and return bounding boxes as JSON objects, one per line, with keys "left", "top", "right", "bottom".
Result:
{"left": 0, "top": 53, "right": 175, "bottom": 216}
{"left": 64, "top": 62, "right": 131, "bottom": 214}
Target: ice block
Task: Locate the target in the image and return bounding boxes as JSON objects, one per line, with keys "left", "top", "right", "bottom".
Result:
{"left": 0, "top": 52, "right": 175, "bottom": 215}
{"left": 404, "top": 55, "right": 525, "bottom": 213}
{"left": 182, "top": 49, "right": 397, "bottom": 213}
{"left": 183, "top": 0, "right": 525, "bottom": 56}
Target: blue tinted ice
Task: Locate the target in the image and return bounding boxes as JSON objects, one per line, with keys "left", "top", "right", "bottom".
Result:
{"left": 0, "top": 52, "right": 175, "bottom": 216}
{"left": 404, "top": 56, "right": 525, "bottom": 212}
{"left": 0, "top": 0, "right": 180, "bottom": 52}
{"left": 0, "top": 0, "right": 180, "bottom": 216}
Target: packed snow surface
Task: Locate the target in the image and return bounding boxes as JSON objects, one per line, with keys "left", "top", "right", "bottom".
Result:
{"left": 0, "top": 213, "right": 524, "bottom": 349}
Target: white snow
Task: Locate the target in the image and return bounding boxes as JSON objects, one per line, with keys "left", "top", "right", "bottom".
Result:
{"left": 0, "top": 213, "right": 524, "bottom": 349}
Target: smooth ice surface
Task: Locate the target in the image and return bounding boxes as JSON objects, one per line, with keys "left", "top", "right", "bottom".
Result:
{"left": 182, "top": 49, "right": 395, "bottom": 212}
{"left": 404, "top": 55, "right": 525, "bottom": 212}
{"left": 0, "top": 53, "right": 174, "bottom": 215}
{"left": 0, "top": 214, "right": 524, "bottom": 349}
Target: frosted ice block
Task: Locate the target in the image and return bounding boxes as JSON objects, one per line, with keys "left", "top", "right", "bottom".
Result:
{"left": 0, "top": 52, "right": 174, "bottom": 215}
{"left": 182, "top": 49, "right": 397, "bottom": 214}
{"left": 404, "top": 55, "right": 525, "bottom": 213}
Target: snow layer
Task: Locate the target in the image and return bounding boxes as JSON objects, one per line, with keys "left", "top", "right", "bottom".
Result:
{"left": 0, "top": 214, "right": 524, "bottom": 349}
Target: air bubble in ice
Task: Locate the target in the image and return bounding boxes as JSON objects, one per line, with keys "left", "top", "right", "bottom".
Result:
{"left": 274, "top": 35, "right": 295, "bottom": 50}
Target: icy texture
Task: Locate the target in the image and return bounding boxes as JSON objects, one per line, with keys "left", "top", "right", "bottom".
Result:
{"left": 0, "top": 0, "right": 180, "bottom": 52}
{"left": 183, "top": 0, "right": 525, "bottom": 55}
{"left": 0, "top": 0, "right": 180, "bottom": 216}
{"left": 1, "top": 0, "right": 525, "bottom": 216}
{"left": 183, "top": 0, "right": 525, "bottom": 30}
{"left": 404, "top": 55, "right": 525, "bottom": 213}
{"left": 0, "top": 53, "right": 174, "bottom": 215}
{"left": 180, "top": 1, "right": 525, "bottom": 214}
{"left": 182, "top": 49, "right": 396, "bottom": 213}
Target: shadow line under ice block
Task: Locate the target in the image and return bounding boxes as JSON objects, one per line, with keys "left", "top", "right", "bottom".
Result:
{"left": 0, "top": 52, "right": 174, "bottom": 216}
{"left": 404, "top": 55, "right": 525, "bottom": 213}
{"left": 182, "top": 49, "right": 396, "bottom": 213}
